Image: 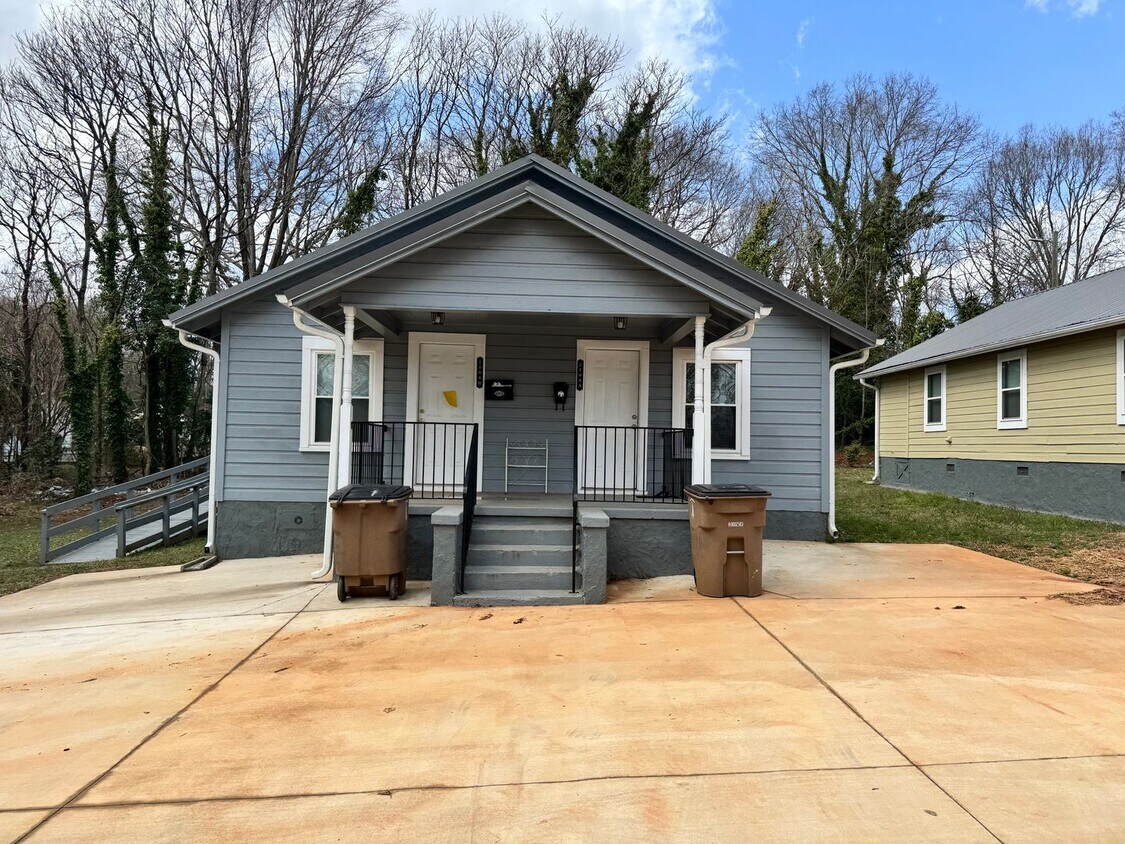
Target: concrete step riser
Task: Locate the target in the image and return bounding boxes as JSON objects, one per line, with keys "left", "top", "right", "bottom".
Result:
{"left": 471, "top": 525, "right": 572, "bottom": 545}
{"left": 464, "top": 568, "right": 574, "bottom": 591}
{"left": 467, "top": 547, "right": 572, "bottom": 567}
{"left": 452, "top": 591, "right": 585, "bottom": 607}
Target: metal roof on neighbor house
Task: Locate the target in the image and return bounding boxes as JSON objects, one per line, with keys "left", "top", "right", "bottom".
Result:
{"left": 859, "top": 267, "right": 1125, "bottom": 379}
{"left": 167, "top": 155, "right": 877, "bottom": 351}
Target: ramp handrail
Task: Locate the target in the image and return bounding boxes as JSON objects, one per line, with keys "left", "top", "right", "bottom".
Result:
{"left": 40, "top": 457, "right": 209, "bottom": 563}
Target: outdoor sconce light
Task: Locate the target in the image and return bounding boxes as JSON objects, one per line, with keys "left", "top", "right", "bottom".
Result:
{"left": 613, "top": 316, "right": 628, "bottom": 330}
{"left": 431, "top": 311, "right": 445, "bottom": 326}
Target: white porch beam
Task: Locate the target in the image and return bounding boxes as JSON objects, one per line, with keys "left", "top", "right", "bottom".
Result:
{"left": 350, "top": 305, "right": 402, "bottom": 339}
{"left": 691, "top": 315, "right": 707, "bottom": 484}
{"left": 339, "top": 306, "right": 357, "bottom": 489}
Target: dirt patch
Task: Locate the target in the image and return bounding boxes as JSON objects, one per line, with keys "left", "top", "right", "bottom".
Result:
{"left": 1050, "top": 588, "right": 1125, "bottom": 606}
{"left": 992, "top": 533, "right": 1125, "bottom": 592}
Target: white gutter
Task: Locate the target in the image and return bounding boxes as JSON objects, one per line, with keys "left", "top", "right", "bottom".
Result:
{"left": 167, "top": 322, "right": 221, "bottom": 555}
{"left": 699, "top": 308, "right": 772, "bottom": 484}
{"left": 859, "top": 376, "right": 879, "bottom": 483}
{"left": 828, "top": 339, "right": 885, "bottom": 538}
{"left": 275, "top": 294, "right": 344, "bottom": 581}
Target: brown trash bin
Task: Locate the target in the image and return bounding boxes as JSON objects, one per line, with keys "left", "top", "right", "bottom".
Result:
{"left": 684, "top": 484, "right": 771, "bottom": 598}
{"left": 329, "top": 484, "right": 412, "bottom": 602}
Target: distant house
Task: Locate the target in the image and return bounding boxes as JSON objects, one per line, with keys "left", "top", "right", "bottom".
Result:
{"left": 858, "top": 271, "right": 1125, "bottom": 523}
{"left": 166, "top": 155, "right": 876, "bottom": 605}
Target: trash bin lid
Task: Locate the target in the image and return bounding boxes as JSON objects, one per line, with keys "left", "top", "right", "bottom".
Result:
{"left": 684, "top": 484, "right": 771, "bottom": 499}
{"left": 329, "top": 484, "right": 413, "bottom": 503}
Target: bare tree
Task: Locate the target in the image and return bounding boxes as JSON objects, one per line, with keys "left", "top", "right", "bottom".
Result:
{"left": 958, "top": 121, "right": 1125, "bottom": 304}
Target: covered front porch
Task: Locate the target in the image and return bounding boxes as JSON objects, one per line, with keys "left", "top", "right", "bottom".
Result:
{"left": 286, "top": 299, "right": 761, "bottom": 605}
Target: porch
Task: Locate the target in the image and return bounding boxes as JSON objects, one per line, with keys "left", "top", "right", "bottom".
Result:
{"left": 303, "top": 307, "right": 759, "bottom": 606}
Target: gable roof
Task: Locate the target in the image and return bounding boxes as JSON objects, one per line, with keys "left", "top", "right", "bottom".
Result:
{"left": 168, "top": 155, "right": 876, "bottom": 350}
{"left": 860, "top": 268, "right": 1125, "bottom": 379}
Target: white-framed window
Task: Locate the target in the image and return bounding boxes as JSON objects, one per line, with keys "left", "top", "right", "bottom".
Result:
{"left": 672, "top": 347, "right": 751, "bottom": 459}
{"left": 923, "top": 365, "right": 946, "bottom": 432}
{"left": 299, "top": 335, "right": 384, "bottom": 452}
{"left": 997, "top": 349, "right": 1028, "bottom": 430}
{"left": 1117, "top": 329, "right": 1125, "bottom": 426}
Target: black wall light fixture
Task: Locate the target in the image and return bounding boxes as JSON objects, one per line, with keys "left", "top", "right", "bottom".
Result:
{"left": 431, "top": 311, "right": 445, "bottom": 325}
{"left": 613, "top": 316, "right": 628, "bottom": 330}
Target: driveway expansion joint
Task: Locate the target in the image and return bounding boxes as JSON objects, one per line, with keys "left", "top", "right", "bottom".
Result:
{"left": 13, "top": 584, "right": 329, "bottom": 844}
{"left": 731, "top": 597, "right": 1005, "bottom": 844}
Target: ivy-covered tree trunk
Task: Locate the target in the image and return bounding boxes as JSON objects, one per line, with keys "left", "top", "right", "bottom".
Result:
{"left": 46, "top": 261, "right": 96, "bottom": 495}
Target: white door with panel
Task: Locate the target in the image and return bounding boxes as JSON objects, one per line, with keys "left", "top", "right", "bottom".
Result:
{"left": 407, "top": 334, "right": 485, "bottom": 492}
{"left": 576, "top": 341, "right": 649, "bottom": 494}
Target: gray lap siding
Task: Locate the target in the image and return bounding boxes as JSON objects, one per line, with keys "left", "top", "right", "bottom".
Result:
{"left": 217, "top": 299, "right": 828, "bottom": 518}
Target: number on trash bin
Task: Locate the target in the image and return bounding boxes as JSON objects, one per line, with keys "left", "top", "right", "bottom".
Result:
{"left": 727, "top": 521, "right": 744, "bottom": 528}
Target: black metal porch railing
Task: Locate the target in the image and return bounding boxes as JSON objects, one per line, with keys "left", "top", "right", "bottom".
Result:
{"left": 572, "top": 425, "right": 692, "bottom": 504}
{"left": 351, "top": 421, "right": 479, "bottom": 594}
{"left": 351, "top": 421, "right": 478, "bottom": 497}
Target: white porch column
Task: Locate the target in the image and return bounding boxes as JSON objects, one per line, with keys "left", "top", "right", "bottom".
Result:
{"left": 339, "top": 306, "right": 356, "bottom": 488}
{"left": 691, "top": 315, "right": 707, "bottom": 484}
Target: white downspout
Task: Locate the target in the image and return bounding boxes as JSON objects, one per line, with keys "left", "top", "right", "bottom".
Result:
{"left": 276, "top": 295, "right": 344, "bottom": 581}
{"left": 700, "top": 308, "right": 772, "bottom": 484}
{"left": 828, "top": 340, "right": 884, "bottom": 538}
{"left": 859, "top": 376, "right": 880, "bottom": 483}
{"left": 168, "top": 323, "right": 221, "bottom": 555}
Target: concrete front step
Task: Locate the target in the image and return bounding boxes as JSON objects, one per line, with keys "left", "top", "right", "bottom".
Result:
{"left": 463, "top": 564, "right": 574, "bottom": 592}
{"left": 452, "top": 589, "right": 585, "bottom": 607}
{"left": 474, "top": 500, "right": 573, "bottom": 518}
{"left": 470, "top": 517, "right": 572, "bottom": 545}
{"left": 466, "top": 543, "right": 572, "bottom": 567}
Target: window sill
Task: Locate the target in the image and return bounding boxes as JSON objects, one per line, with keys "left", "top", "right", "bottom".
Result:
{"left": 997, "top": 420, "right": 1028, "bottom": 430}
{"left": 299, "top": 443, "right": 332, "bottom": 453}
{"left": 709, "top": 451, "right": 752, "bottom": 461}
{"left": 923, "top": 425, "right": 946, "bottom": 433}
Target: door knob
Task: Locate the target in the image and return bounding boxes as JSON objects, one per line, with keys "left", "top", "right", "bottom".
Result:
{"left": 631, "top": 414, "right": 638, "bottom": 420}
{"left": 420, "top": 409, "right": 426, "bottom": 414}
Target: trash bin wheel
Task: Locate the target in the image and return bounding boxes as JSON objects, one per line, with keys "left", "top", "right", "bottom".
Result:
{"left": 336, "top": 576, "right": 348, "bottom": 603}
{"left": 387, "top": 573, "right": 399, "bottom": 601}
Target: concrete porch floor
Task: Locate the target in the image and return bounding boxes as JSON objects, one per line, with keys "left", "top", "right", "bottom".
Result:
{"left": 2, "top": 542, "right": 1123, "bottom": 842}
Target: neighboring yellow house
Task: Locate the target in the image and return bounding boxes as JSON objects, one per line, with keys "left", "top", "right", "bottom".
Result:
{"left": 858, "top": 271, "right": 1125, "bottom": 523}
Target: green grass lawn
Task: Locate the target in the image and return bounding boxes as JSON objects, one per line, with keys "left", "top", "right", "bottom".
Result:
{"left": 0, "top": 496, "right": 206, "bottom": 597}
{"left": 835, "top": 467, "right": 1125, "bottom": 589}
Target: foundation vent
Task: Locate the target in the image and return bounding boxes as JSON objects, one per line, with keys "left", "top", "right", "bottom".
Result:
{"left": 1016, "top": 465, "right": 1030, "bottom": 477}
{"left": 946, "top": 463, "right": 955, "bottom": 473}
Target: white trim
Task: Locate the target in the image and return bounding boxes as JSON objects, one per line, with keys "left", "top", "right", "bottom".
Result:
{"left": 1117, "top": 329, "right": 1125, "bottom": 426}
{"left": 405, "top": 332, "right": 486, "bottom": 490}
{"left": 922, "top": 365, "right": 946, "bottom": 433}
{"left": 300, "top": 335, "right": 384, "bottom": 452}
{"left": 997, "top": 348, "right": 1028, "bottom": 430}
{"left": 672, "top": 346, "right": 752, "bottom": 460}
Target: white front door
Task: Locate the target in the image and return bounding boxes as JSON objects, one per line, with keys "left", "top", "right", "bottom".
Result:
{"left": 407, "top": 333, "right": 485, "bottom": 492}
{"left": 576, "top": 340, "right": 649, "bottom": 494}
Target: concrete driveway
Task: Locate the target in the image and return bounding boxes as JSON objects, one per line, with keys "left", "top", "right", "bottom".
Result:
{"left": 2, "top": 542, "right": 1123, "bottom": 842}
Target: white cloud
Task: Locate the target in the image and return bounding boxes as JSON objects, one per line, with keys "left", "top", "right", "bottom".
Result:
{"left": 1067, "top": 0, "right": 1101, "bottom": 16}
{"left": 398, "top": 0, "right": 723, "bottom": 77}
{"left": 796, "top": 17, "right": 811, "bottom": 47}
{"left": 1025, "top": 0, "right": 1102, "bottom": 15}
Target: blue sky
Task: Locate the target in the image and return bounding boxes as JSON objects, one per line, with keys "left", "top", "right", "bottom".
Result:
{"left": 2, "top": 0, "right": 1120, "bottom": 139}
{"left": 701, "top": 0, "right": 1123, "bottom": 137}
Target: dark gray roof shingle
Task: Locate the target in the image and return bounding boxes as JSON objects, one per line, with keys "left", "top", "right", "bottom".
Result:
{"left": 860, "top": 268, "right": 1125, "bottom": 378}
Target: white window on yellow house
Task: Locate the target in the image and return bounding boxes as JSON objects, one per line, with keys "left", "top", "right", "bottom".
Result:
{"left": 1117, "top": 329, "right": 1125, "bottom": 426}
{"left": 923, "top": 365, "right": 946, "bottom": 432}
{"left": 299, "top": 335, "right": 384, "bottom": 451}
{"left": 997, "top": 349, "right": 1027, "bottom": 430}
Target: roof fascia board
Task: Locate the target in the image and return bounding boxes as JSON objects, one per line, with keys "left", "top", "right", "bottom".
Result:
{"left": 287, "top": 185, "right": 533, "bottom": 306}
{"left": 167, "top": 158, "right": 542, "bottom": 329}
{"left": 523, "top": 157, "right": 876, "bottom": 347}
{"left": 860, "top": 316, "right": 1125, "bottom": 379}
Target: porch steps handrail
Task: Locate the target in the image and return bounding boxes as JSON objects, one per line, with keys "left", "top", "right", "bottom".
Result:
{"left": 40, "top": 457, "right": 209, "bottom": 564}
